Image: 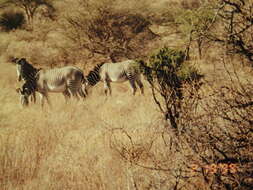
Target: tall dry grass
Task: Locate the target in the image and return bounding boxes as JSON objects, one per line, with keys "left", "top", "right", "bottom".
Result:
{"left": 1, "top": 46, "right": 252, "bottom": 190}
{"left": 0, "top": 61, "right": 162, "bottom": 190}
{"left": 1, "top": 0, "right": 252, "bottom": 189}
{"left": 1, "top": 48, "right": 252, "bottom": 189}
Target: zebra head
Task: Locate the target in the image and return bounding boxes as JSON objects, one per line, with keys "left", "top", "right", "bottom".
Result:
{"left": 16, "top": 87, "right": 30, "bottom": 106}
{"left": 16, "top": 80, "right": 35, "bottom": 106}
{"left": 17, "top": 58, "right": 28, "bottom": 65}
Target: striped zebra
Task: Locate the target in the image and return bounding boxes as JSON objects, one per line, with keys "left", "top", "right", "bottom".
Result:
{"left": 86, "top": 60, "right": 144, "bottom": 95}
{"left": 16, "top": 80, "right": 37, "bottom": 106}
{"left": 16, "top": 66, "right": 87, "bottom": 107}
{"left": 13, "top": 58, "right": 39, "bottom": 82}
{"left": 13, "top": 58, "right": 40, "bottom": 103}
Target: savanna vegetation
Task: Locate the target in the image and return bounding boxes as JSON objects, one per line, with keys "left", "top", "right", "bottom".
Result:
{"left": 0, "top": 0, "right": 252, "bottom": 189}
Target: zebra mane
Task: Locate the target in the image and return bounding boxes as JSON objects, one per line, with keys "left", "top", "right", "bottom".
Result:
{"left": 18, "top": 58, "right": 38, "bottom": 71}
{"left": 86, "top": 63, "right": 104, "bottom": 86}
{"left": 93, "top": 63, "right": 104, "bottom": 72}
{"left": 35, "top": 68, "right": 42, "bottom": 80}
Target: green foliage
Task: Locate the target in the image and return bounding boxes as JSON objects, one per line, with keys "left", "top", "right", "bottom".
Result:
{"left": 130, "top": 59, "right": 142, "bottom": 72}
{"left": 173, "top": 4, "right": 215, "bottom": 58}
{"left": 177, "top": 61, "right": 200, "bottom": 82}
{"left": 175, "top": 5, "right": 215, "bottom": 40}
{"left": 148, "top": 47, "right": 185, "bottom": 72}
{"left": 0, "top": 10, "right": 25, "bottom": 31}
{"left": 142, "top": 47, "right": 202, "bottom": 89}
{"left": 144, "top": 47, "right": 187, "bottom": 82}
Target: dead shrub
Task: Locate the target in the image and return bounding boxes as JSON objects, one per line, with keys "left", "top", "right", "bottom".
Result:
{"left": 60, "top": 0, "right": 157, "bottom": 63}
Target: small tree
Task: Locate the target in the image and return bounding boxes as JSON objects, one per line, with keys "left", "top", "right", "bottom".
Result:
{"left": 110, "top": 48, "right": 205, "bottom": 189}
{"left": 142, "top": 47, "right": 202, "bottom": 129}
{"left": 175, "top": 4, "right": 215, "bottom": 59}
{"left": 0, "top": 9, "right": 25, "bottom": 31}
{"left": 112, "top": 52, "right": 252, "bottom": 190}
{"left": 61, "top": 0, "right": 156, "bottom": 62}
{"left": 0, "top": 0, "right": 55, "bottom": 27}
{"left": 204, "top": 0, "right": 253, "bottom": 63}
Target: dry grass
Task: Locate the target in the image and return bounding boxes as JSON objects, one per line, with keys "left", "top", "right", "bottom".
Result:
{"left": 0, "top": 61, "right": 163, "bottom": 190}
{"left": 1, "top": 0, "right": 252, "bottom": 189}
{"left": 1, "top": 48, "right": 252, "bottom": 190}
{"left": 1, "top": 41, "right": 252, "bottom": 189}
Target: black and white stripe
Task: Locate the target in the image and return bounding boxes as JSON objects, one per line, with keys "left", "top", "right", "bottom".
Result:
{"left": 125, "top": 71, "right": 134, "bottom": 81}
{"left": 16, "top": 58, "right": 39, "bottom": 82}
{"left": 17, "top": 79, "right": 37, "bottom": 106}
{"left": 20, "top": 79, "right": 37, "bottom": 97}
{"left": 14, "top": 58, "right": 39, "bottom": 103}
{"left": 99, "top": 60, "right": 144, "bottom": 95}
{"left": 86, "top": 63, "right": 104, "bottom": 86}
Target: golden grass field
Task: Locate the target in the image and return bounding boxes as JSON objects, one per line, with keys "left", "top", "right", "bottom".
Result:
{"left": 1, "top": 56, "right": 251, "bottom": 189}
{"left": 0, "top": 0, "right": 253, "bottom": 189}
{"left": 1, "top": 54, "right": 253, "bottom": 190}
{"left": 0, "top": 61, "right": 167, "bottom": 190}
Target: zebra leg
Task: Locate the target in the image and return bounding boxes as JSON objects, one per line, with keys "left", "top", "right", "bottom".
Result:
{"left": 73, "top": 91, "right": 80, "bottom": 100}
{"left": 108, "top": 81, "right": 112, "bottom": 95}
{"left": 84, "top": 88, "right": 88, "bottom": 96}
{"left": 104, "top": 80, "right": 111, "bottom": 95}
{"left": 78, "top": 88, "right": 86, "bottom": 99}
{"left": 62, "top": 90, "right": 71, "bottom": 102}
{"left": 77, "top": 80, "right": 86, "bottom": 99}
{"left": 129, "top": 80, "right": 137, "bottom": 95}
{"left": 67, "top": 80, "right": 80, "bottom": 100}
{"left": 44, "top": 94, "right": 52, "bottom": 107}
{"left": 39, "top": 92, "right": 51, "bottom": 107}
{"left": 136, "top": 77, "right": 144, "bottom": 94}
{"left": 39, "top": 92, "right": 45, "bottom": 107}
{"left": 31, "top": 91, "right": 36, "bottom": 103}
{"left": 69, "top": 88, "right": 80, "bottom": 100}
{"left": 29, "top": 94, "right": 34, "bottom": 103}
{"left": 104, "top": 82, "right": 108, "bottom": 95}
{"left": 81, "top": 83, "right": 88, "bottom": 96}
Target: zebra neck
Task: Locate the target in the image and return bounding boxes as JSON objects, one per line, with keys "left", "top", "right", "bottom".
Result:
{"left": 86, "top": 63, "right": 103, "bottom": 86}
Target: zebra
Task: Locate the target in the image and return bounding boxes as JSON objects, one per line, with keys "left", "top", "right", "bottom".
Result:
{"left": 12, "top": 58, "right": 40, "bottom": 82}
{"left": 16, "top": 66, "right": 87, "bottom": 107}
{"left": 12, "top": 58, "right": 40, "bottom": 103}
{"left": 16, "top": 80, "right": 37, "bottom": 106}
{"left": 86, "top": 60, "right": 144, "bottom": 95}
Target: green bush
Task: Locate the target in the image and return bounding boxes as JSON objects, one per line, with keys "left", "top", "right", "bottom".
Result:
{"left": 143, "top": 47, "right": 202, "bottom": 83}
{"left": 148, "top": 47, "right": 185, "bottom": 72}
{"left": 0, "top": 10, "right": 25, "bottom": 31}
{"left": 177, "top": 61, "right": 200, "bottom": 82}
{"left": 140, "top": 47, "right": 202, "bottom": 101}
